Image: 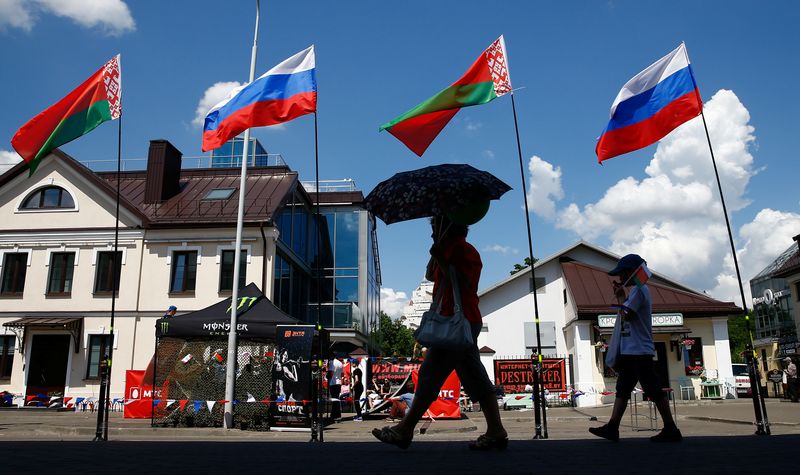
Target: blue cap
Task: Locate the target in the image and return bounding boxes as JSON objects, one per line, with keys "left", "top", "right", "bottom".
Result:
{"left": 608, "top": 254, "right": 645, "bottom": 276}
{"left": 168, "top": 305, "right": 177, "bottom": 311}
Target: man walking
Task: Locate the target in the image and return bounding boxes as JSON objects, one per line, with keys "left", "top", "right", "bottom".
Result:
{"left": 589, "top": 254, "right": 682, "bottom": 442}
{"left": 784, "top": 357, "right": 798, "bottom": 402}
{"left": 327, "top": 353, "right": 344, "bottom": 421}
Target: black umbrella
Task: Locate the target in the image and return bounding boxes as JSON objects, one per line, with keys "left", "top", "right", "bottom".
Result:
{"left": 364, "top": 164, "right": 512, "bottom": 224}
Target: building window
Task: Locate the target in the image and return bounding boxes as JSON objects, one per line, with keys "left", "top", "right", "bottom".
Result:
{"left": 684, "top": 337, "right": 705, "bottom": 376}
{"left": 1, "top": 252, "right": 28, "bottom": 295}
{"left": 86, "top": 335, "right": 113, "bottom": 379}
{"left": 529, "top": 277, "right": 546, "bottom": 293}
{"left": 795, "top": 282, "right": 800, "bottom": 301}
{"left": 0, "top": 335, "right": 14, "bottom": 379}
{"left": 94, "top": 251, "right": 122, "bottom": 294}
{"left": 47, "top": 252, "right": 75, "bottom": 295}
{"left": 21, "top": 186, "right": 75, "bottom": 209}
{"left": 219, "top": 250, "right": 246, "bottom": 292}
{"left": 170, "top": 251, "right": 197, "bottom": 293}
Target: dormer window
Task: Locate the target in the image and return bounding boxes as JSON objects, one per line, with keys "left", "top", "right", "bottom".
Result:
{"left": 21, "top": 186, "right": 75, "bottom": 209}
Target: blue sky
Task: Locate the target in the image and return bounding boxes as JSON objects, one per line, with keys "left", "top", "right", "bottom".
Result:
{"left": 1, "top": 1, "right": 799, "bottom": 316}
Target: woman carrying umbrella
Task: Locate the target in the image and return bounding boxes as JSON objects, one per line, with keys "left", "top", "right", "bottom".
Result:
{"left": 371, "top": 214, "right": 508, "bottom": 450}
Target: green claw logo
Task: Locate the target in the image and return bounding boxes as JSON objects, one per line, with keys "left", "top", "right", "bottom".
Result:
{"left": 160, "top": 321, "right": 169, "bottom": 334}
{"left": 226, "top": 297, "right": 257, "bottom": 313}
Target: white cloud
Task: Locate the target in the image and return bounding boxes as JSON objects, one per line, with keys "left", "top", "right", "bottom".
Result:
{"left": 0, "top": 150, "right": 22, "bottom": 174}
{"left": 0, "top": 0, "right": 135, "bottom": 35}
{"left": 482, "top": 244, "right": 518, "bottom": 255}
{"left": 464, "top": 117, "right": 483, "bottom": 132}
{"left": 193, "top": 81, "right": 287, "bottom": 132}
{"left": 0, "top": 0, "right": 34, "bottom": 32}
{"left": 482, "top": 150, "right": 495, "bottom": 160}
{"left": 193, "top": 81, "right": 243, "bottom": 128}
{"left": 556, "top": 90, "right": 799, "bottom": 306}
{"left": 526, "top": 155, "right": 564, "bottom": 220}
{"left": 380, "top": 287, "right": 409, "bottom": 319}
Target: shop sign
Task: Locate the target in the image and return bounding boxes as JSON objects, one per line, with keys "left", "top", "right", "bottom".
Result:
{"left": 493, "top": 359, "right": 566, "bottom": 392}
{"left": 598, "top": 313, "right": 683, "bottom": 328}
{"left": 767, "top": 369, "right": 783, "bottom": 383}
{"left": 753, "top": 288, "right": 790, "bottom": 305}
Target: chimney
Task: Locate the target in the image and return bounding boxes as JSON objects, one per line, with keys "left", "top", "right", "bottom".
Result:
{"left": 144, "top": 140, "right": 182, "bottom": 204}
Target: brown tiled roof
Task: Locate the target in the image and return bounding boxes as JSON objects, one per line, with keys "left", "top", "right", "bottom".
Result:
{"left": 562, "top": 260, "right": 741, "bottom": 318}
{"left": 479, "top": 346, "right": 496, "bottom": 354}
{"left": 96, "top": 166, "right": 298, "bottom": 226}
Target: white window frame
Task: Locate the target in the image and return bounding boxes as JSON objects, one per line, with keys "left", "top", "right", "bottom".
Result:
{"left": 45, "top": 247, "right": 80, "bottom": 267}
{"left": 91, "top": 246, "right": 128, "bottom": 266}
{"left": 166, "top": 245, "right": 202, "bottom": 266}
{"left": 14, "top": 179, "right": 80, "bottom": 213}
{"left": 215, "top": 244, "right": 252, "bottom": 265}
{"left": 0, "top": 248, "right": 33, "bottom": 268}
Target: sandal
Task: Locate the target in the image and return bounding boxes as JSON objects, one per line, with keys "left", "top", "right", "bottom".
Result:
{"left": 468, "top": 433, "right": 509, "bottom": 451}
{"left": 371, "top": 426, "right": 413, "bottom": 450}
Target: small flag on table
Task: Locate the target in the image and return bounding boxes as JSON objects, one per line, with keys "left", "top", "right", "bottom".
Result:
{"left": 213, "top": 352, "right": 224, "bottom": 363}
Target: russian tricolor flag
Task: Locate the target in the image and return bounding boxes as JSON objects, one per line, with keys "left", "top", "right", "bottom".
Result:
{"left": 596, "top": 43, "right": 702, "bottom": 163}
{"left": 202, "top": 46, "right": 317, "bottom": 152}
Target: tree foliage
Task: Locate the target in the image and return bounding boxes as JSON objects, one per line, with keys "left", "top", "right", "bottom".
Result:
{"left": 510, "top": 256, "right": 538, "bottom": 275}
{"left": 728, "top": 314, "right": 750, "bottom": 363}
{"left": 376, "top": 311, "right": 416, "bottom": 356}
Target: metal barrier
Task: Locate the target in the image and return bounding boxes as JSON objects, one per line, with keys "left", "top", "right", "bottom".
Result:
{"left": 628, "top": 388, "right": 677, "bottom": 431}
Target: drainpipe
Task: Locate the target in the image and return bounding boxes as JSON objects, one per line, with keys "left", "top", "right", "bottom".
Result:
{"left": 131, "top": 228, "right": 147, "bottom": 370}
{"left": 259, "top": 222, "right": 268, "bottom": 293}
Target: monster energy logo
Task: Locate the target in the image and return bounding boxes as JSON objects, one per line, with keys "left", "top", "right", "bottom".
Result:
{"left": 227, "top": 296, "right": 258, "bottom": 314}
{"left": 160, "top": 321, "right": 169, "bottom": 334}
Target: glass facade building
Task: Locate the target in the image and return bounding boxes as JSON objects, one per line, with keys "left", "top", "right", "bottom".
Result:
{"left": 210, "top": 136, "right": 270, "bottom": 168}
{"left": 750, "top": 244, "right": 798, "bottom": 340}
{"left": 272, "top": 184, "right": 381, "bottom": 346}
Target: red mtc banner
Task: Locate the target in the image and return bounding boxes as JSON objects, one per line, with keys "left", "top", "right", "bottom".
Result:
{"left": 411, "top": 369, "right": 461, "bottom": 419}
{"left": 124, "top": 370, "right": 166, "bottom": 419}
{"left": 493, "top": 359, "right": 566, "bottom": 393}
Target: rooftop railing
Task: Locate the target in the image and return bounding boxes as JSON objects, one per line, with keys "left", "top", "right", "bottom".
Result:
{"left": 78, "top": 153, "right": 286, "bottom": 172}
{"left": 301, "top": 179, "right": 357, "bottom": 193}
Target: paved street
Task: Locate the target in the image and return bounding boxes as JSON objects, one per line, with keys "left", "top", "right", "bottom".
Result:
{"left": 2, "top": 399, "right": 798, "bottom": 473}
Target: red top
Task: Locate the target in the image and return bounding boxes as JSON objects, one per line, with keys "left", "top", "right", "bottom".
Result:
{"left": 432, "top": 235, "right": 482, "bottom": 324}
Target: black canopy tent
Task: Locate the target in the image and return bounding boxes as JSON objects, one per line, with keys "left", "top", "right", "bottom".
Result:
{"left": 155, "top": 283, "right": 300, "bottom": 339}
{"left": 150, "top": 283, "right": 304, "bottom": 429}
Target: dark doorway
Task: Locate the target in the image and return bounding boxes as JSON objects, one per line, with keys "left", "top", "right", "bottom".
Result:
{"left": 26, "top": 334, "right": 70, "bottom": 398}
{"left": 653, "top": 342, "right": 669, "bottom": 390}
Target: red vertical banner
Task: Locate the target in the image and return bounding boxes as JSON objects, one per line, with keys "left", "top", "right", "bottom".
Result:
{"left": 411, "top": 369, "right": 461, "bottom": 419}
{"left": 124, "top": 370, "right": 167, "bottom": 418}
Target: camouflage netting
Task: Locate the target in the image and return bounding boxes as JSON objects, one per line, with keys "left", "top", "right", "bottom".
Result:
{"left": 152, "top": 337, "right": 275, "bottom": 430}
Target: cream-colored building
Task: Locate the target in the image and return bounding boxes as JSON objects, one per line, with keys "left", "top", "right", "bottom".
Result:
{"left": 476, "top": 242, "right": 742, "bottom": 407}
{"left": 0, "top": 140, "right": 381, "bottom": 405}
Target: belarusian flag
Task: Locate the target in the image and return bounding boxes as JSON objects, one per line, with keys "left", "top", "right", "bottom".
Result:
{"left": 379, "top": 36, "right": 512, "bottom": 156}
{"left": 11, "top": 55, "right": 122, "bottom": 176}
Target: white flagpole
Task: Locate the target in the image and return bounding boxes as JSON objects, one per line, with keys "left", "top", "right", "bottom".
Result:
{"left": 224, "top": 0, "right": 260, "bottom": 429}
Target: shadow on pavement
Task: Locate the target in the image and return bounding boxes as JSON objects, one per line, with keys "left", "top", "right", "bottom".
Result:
{"left": 6, "top": 435, "right": 799, "bottom": 474}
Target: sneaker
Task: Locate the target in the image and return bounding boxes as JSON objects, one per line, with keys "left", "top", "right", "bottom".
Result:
{"left": 588, "top": 424, "right": 619, "bottom": 442}
{"left": 353, "top": 417, "right": 363, "bottom": 422}
{"left": 650, "top": 426, "right": 682, "bottom": 443}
